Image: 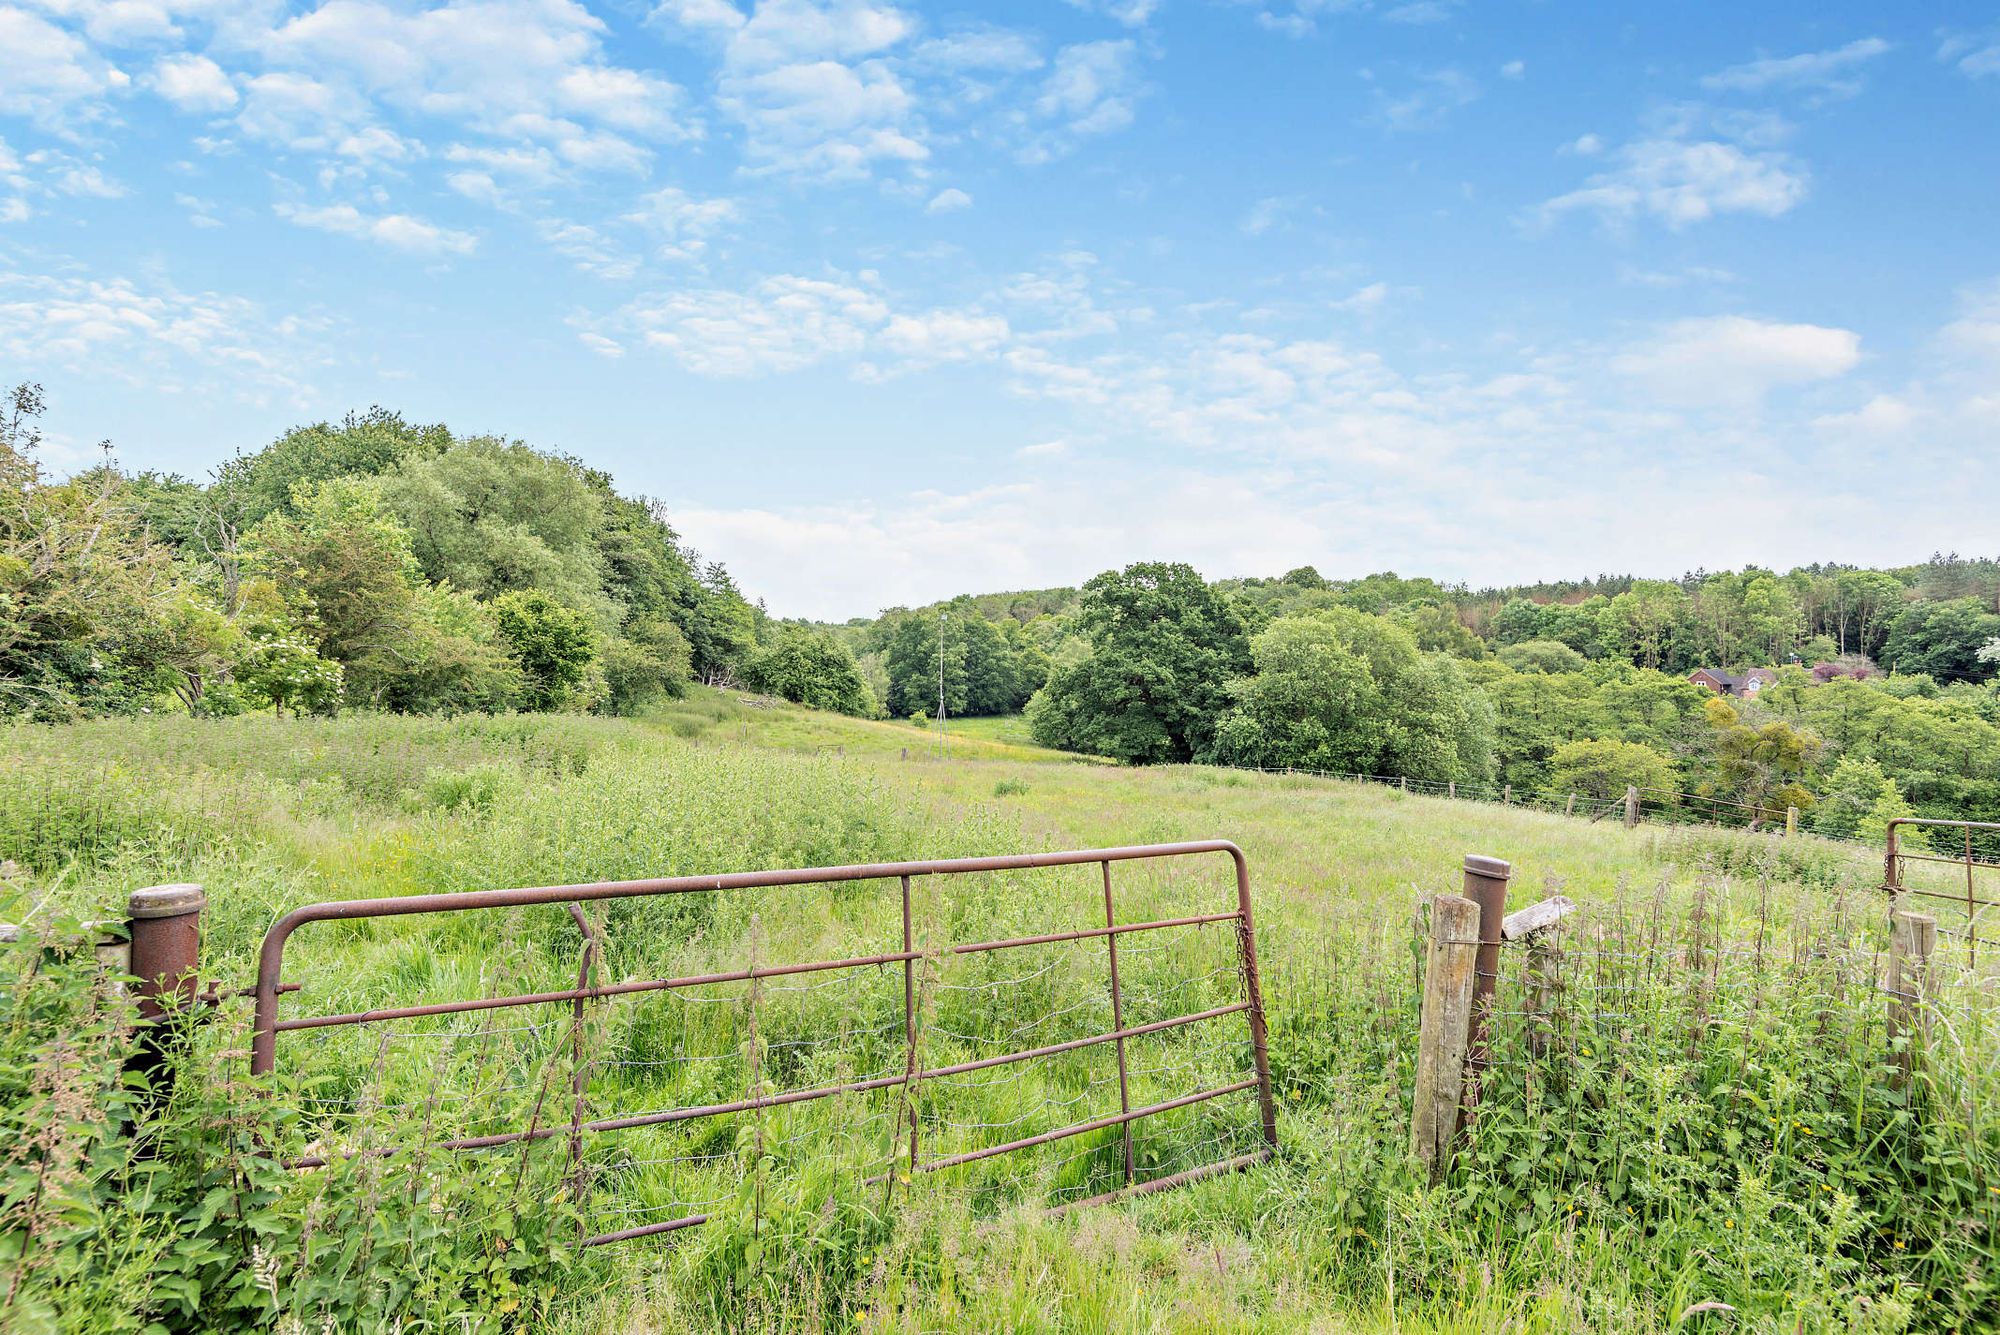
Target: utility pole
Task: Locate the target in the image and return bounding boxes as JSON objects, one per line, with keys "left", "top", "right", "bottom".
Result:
{"left": 937, "top": 610, "right": 949, "bottom": 760}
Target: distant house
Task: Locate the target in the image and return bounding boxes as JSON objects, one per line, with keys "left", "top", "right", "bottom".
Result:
{"left": 1689, "top": 667, "right": 1778, "bottom": 698}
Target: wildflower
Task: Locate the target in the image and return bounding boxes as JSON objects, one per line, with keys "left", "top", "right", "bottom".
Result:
{"left": 1581, "top": 1047, "right": 1592, "bottom": 1057}
{"left": 1723, "top": 1220, "right": 1734, "bottom": 1230}
{"left": 1290, "top": 1088, "right": 1303, "bottom": 1100}
{"left": 1893, "top": 1240, "right": 1905, "bottom": 1250}
{"left": 898, "top": 1173, "right": 911, "bottom": 1186}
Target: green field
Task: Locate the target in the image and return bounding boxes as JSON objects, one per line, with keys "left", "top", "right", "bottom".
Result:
{"left": 4, "top": 692, "right": 1995, "bottom": 1333}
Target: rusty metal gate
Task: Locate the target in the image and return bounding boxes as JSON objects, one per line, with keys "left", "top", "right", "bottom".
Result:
{"left": 1885, "top": 818, "right": 2000, "bottom": 960}
{"left": 251, "top": 840, "right": 1277, "bottom": 1245}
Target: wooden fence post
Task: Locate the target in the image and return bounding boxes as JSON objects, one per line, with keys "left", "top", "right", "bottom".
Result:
{"left": 1623, "top": 786, "right": 1639, "bottom": 829}
{"left": 1448, "top": 781, "right": 1456, "bottom": 800}
{"left": 1411, "top": 894, "right": 1480, "bottom": 1177}
{"left": 1400, "top": 777, "right": 1408, "bottom": 794}
{"left": 1786, "top": 805, "right": 1798, "bottom": 838}
{"left": 1887, "top": 909, "right": 1936, "bottom": 1088}
{"left": 1460, "top": 856, "right": 1511, "bottom": 1119}
{"left": 1564, "top": 792, "right": 1576, "bottom": 817}
{"left": 1502, "top": 784, "right": 1512, "bottom": 805}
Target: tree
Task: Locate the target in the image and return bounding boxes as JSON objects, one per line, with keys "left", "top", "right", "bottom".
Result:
{"left": 492, "top": 590, "right": 596, "bottom": 711}
{"left": 234, "top": 622, "right": 343, "bottom": 716}
{"left": 1026, "top": 562, "right": 1250, "bottom": 764}
{"left": 1602, "top": 580, "right": 1691, "bottom": 670}
{"left": 221, "top": 408, "right": 453, "bottom": 528}
{"left": 1548, "top": 738, "right": 1677, "bottom": 802}
{"left": 1493, "top": 598, "right": 1548, "bottom": 646}
{"left": 1497, "top": 639, "right": 1588, "bottom": 674}
{"left": 1882, "top": 598, "right": 2000, "bottom": 684}
{"left": 1697, "top": 696, "right": 1821, "bottom": 820}
{"left": 740, "top": 626, "right": 872, "bottom": 715}
{"left": 1810, "top": 756, "right": 1896, "bottom": 841}
{"left": 1, "top": 384, "right": 176, "bottom": 718}
{"left": 1831, "top": 570, "right": 1906, "bottom": 657}
{"left": 600, "top": 615, "right": 693, "bottom": 716}
{"left": 1203, "top": 609, "right": 1495, "bottom": 782}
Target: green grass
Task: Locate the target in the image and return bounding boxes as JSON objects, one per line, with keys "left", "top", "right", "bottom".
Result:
{"left": 3, "top": 701, "right": 1994, "bottom": 1334}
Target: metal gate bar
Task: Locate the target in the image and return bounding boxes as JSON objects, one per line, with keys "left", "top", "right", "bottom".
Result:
{"left": 1885, "top": 818, "right": 2000, "bottom": 959}
{"left": 249, "top": 840, "right": 1279, "bottom": 1244}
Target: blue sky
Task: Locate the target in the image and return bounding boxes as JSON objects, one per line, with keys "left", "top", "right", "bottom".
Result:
{"left": 4, "top": 0, "right": 1998, "bottom": 619}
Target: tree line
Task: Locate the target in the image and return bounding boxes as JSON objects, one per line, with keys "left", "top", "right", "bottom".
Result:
{"left": 1, "top": 387, "right": 877, "bottom": 722}
{"left": 833, "top": 560, "right": 2000, "bottom": 832}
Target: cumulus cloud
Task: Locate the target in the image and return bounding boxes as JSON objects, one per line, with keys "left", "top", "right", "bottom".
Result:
{"left": 924, "top": 186, "right": 970, "bottom": 213}
{"left": 1537, "top": 123, "right": 1807, "bottom": 229}
{"left": 147, "top": 53, "right": 237, "bottom": 112}
{"left": 0, "top": 7, "right": 130, "bottom": 123}
{"left": 1611, "top": 315, "right": 1860, "bottom": 408}
{"left": 275, "top": 200, "right": 477, "bottom": 254}
{"left": 621, "top": 185, "right": 738, "bottom": 258}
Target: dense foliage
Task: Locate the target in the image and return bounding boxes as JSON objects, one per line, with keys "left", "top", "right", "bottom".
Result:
{"left": 0, "top": 387, "right": 887, "bottom": 723}
{"left": 835, "top": 555, "right": 2000, "bottom": 824}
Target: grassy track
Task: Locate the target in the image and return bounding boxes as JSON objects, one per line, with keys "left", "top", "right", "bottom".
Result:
{"left": 3, "top": 692, "right": 1993, "bottom": 1333}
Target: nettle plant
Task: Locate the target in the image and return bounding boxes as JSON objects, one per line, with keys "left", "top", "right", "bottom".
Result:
{"left": 0, "top": 921, "right": 591, "bottom": 1335}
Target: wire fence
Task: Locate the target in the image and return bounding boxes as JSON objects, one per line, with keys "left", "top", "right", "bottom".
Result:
{"left": 1212, "top": 762, "right": 1911, "bottom": 849}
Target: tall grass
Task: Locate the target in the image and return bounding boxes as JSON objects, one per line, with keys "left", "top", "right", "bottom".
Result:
{"left": 1, "top": 704, "right": 1993, "bottom": 1332}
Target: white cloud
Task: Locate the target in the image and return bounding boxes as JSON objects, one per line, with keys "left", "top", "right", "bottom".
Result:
{"left": 1611, "top": 315, "right": 1860, "bottom": 408}
{"left": 925, "top": 186, "right": 970, "bottom": 214}
{"left": 1016, "top": 438, "right": 1067, "bottom": 458}
{"left": 0, "top": 7, "right": 130, "bottom": 123}
{"left": 148, "top": 53, "right": 237, "bottom": 112}
{"left": 56, "top": 163, "right": 123, "bottom": 196}
{"left": 622, "top": 185, "right": 738, "bottom": 258}
{"left": 1369, "top": 67, "right": 1479, "bottom": 132}
{"left": 876, "top": 307, "right": 1008, "bottom": 362}
{"left": 1500, "top": 60, "right": 1524, "bottom": 79}
{"left": 1332, "top": 281, "right": 1388, "bottom": 313}
{"left": 255, "top": 0, "right": 693, "bottom": 168}
{"left": 719, "top": 58, "right": 924, "bottom": 177}
{"left": 1538, "top": 131, "right": 1807, "bottom": 229}
{"left": 1939, "top": 31, "right": 2000, "bottom": 78}
{"left": 1703, "top": 37, "right": 1890, "bottom": 98}
{"left": 275, "top": 200, "right": 477, "bottom": 255}
{"left": 1239, "top": 196, "right": 1294, "bottom": 236}
{"left": 618, "top": 273, "right": 890, "bottom": 375}
{"left": 1062, "top": 0, "right": 1155, "bottom": 28}
{"left": 0, "top": 262, "right": 320, "bottom": 400}
{"left": 537, "top": 219, "right": 637, "bottom": 279}
{"left": 236, "top": 71, "right": 369, "bottom": 149}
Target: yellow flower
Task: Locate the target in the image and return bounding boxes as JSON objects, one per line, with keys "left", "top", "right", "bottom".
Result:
{"left": 1723, "top": 1220, "right": 1734, "bottom": 1230}
{"left": 898, "top": 1173, "right": 912, "bottom": 1186}
{"left": 1581, "top": 1048, "right": 1593, "bottom": 1057}
{"left": 1290, "top": 1088, "right": 1303, "bottom": 1100}
{"left": 1893, "top": 1240, "right": 1905, "bottom": 1250}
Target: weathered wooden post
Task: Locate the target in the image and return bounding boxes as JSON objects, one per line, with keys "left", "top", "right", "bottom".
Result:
{"left": 1564, "top": 792, "right": 1576, "bottom": 817}
{"left": 1502, "top": 784, "right": 1512, "bottom": 806}
{"left": 126, "top": 884, "right": 207, "bottom": 1099}
{"left": 1448, "top": 781, "right": 1456, "bottom": 800}
{"left": 1411, "top": 893, "right": 1480, "bottom": 1176}
{"left": 1503, "top": 896, "right": 1575, "bottom": 1057}
{"left": 1460, "top": 855, "right": 1510, "bottom": 1113}
{"left": 1400, "top": 777, "right": 1408, "bottom": 794}
{"left": 1623, "top": 786, "right": 1640, "bottom": 829}
{"left": 1887, "top": 909, "right": 1936, "bottom": 1088}
{"left": 1785, "top": 806, "right": 1799, "bottom": 839}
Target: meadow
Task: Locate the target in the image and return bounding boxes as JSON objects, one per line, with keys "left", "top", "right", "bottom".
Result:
{"left": 2, "top": 690, "right": 1995, "bottom": 1333}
